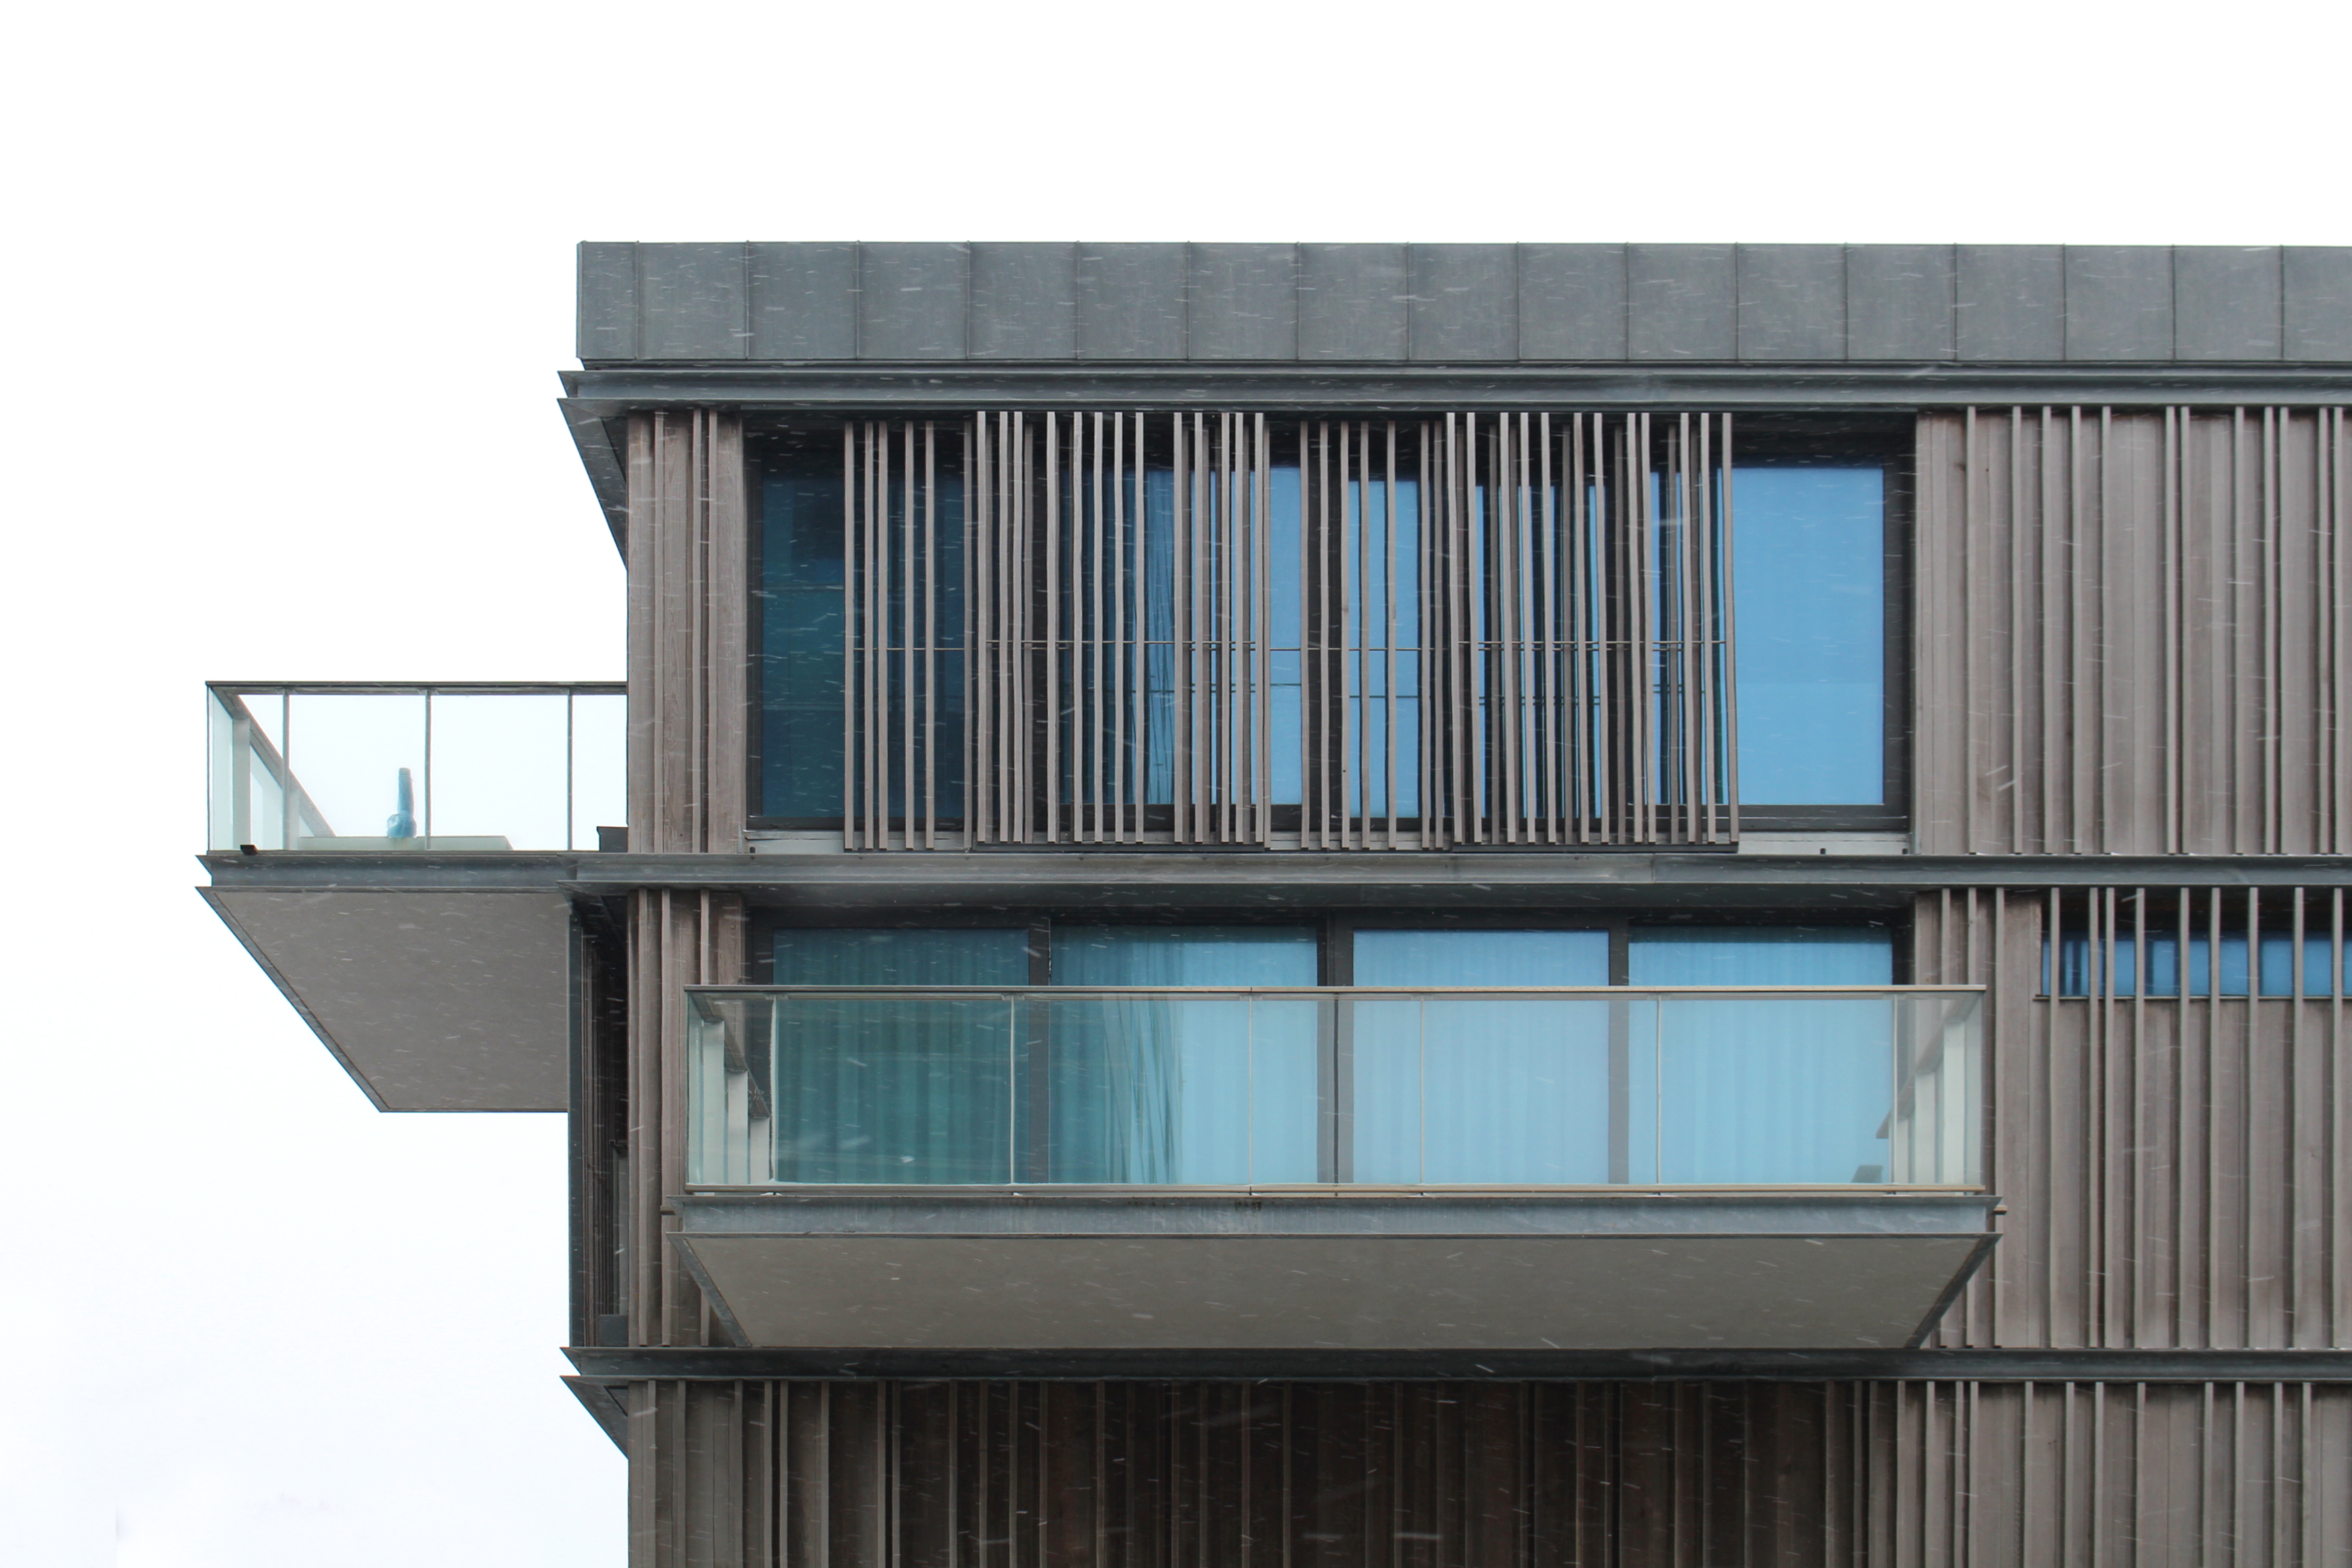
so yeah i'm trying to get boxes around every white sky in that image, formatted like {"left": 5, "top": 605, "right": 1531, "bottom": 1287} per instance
{"left": 1, "top": 0, "right": 2344, "bottom": 1562}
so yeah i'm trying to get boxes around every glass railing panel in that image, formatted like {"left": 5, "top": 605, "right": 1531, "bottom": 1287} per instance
{"left": 1887, "top": 991, "right": 1984, "bottom": 1186}
{"left": 205, "top": 683, "right": 625, "bottom": 852}
{"left": 689, "top": 994, "right": 1018, "bottom": 1185}
{"left": 430, "top": 693, "right": 570, "bottom": 850}
{"left": 1654, "top": 995, "right": 1895, "bottom": 1184}
{"left": 1357, "top": 998, "right": 1624, "bottom": 1184}
{"left": 1348, "top": 997, "right": 1422, "bottom": 1183}
{"left": 1248, "top": 997, "right": 1323, "bottom": 1183}
{"left": 683, "top": 986, "right": 1986, "bottom": 1190}
{"left": 284, "top": 691, "right": 429, "bottom": 846}
{"left": 1026, "top": 995, "right": 1320, "bottom": 1183}
{"left": 570, "top": 691, "right": 627, "bottom": 851}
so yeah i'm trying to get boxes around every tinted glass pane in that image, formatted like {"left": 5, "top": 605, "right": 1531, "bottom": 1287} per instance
{"left": 1042, "top": 996, "right": 1317, "bottom": 1183}
{"left": 759, "top": 461, "right": 846, "bottom": 817}
{"left": 1051, "top": 926, "right": 1318, "bottom": 985}
{"left": 1352, "top": 929, "right": 1607, "bottom": 986}
{"left": 772, "top": 928, "right": 1030, "bottom": 985}
{"left": 1629, "top": 927, "right": 1893, "bottom": 985}
{"left": 2045, "top": 930, "right": 2345, "bottom": 996}
{"left": 1652, "top": 996, "right": 1894, "bottom": 1183}
{"left": 766, "top": 995, "right": 1013, "bottom": 1181}
{"left": 1353, "top": 997, "right": 1616, "bottom": 1183}
{"left": 1731, "top": 466, "right": 1884, "bottom": 804}
{"left": 428, "top": 693, "right": 567, "bottom": 849}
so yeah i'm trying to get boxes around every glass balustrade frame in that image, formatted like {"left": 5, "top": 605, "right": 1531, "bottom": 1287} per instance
{"left": 206, "top": 681, "right": 627, "bottom": 854}
{"left": 685, "top": 984, "right": 1985, "bottom": 1193}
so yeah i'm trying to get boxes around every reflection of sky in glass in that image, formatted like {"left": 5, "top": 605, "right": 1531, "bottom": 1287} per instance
{"left": 430, "top": 694, "right": 568, "bottom": 849}
{"left": 2047, "top": 930, "right": 2347, "bottom": 996}
{"left": 1353, "top": 928, "right": 1607, "bottom": 986}
{"left": 1629, "top": 927, "right": 1892, "bottom": 985}
{"left": 284, "top": 693, "right": 424, "bottom": 840}
{"left": 1648, "top": 997, "right": 1893, "bottom": 1183}
{"left": 1731, "top": 466, "right": 1884, "bottom": 804}
{"left": 570, "top": 693, "right": 627, "bottom": 850}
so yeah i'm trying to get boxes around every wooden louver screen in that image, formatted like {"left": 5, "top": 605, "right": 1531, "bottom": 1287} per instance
{"left": 843, "top": 411, "right": 1738, "bottom": 849}
{"left": 1301, "top": 412, "right": 1737, "bottom": 849}
{"left": 841, "top": 420, "right": 960, "bottom": 849}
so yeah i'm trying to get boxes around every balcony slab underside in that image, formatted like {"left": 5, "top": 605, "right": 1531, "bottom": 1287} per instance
{"left": 199, "top": 885, "right": 571, "bottom": 1111}
{"left": 672, "top": 1192, "right": 1995, "bottom": 1354}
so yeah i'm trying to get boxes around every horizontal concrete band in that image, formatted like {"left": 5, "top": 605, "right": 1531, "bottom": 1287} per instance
{"left": 564, "top": 1345, "right": 2352, "bottom": 1382}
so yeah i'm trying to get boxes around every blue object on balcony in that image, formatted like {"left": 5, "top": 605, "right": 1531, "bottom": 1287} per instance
{"left": 386, "top": 767, "right": 419, "bottom": 839}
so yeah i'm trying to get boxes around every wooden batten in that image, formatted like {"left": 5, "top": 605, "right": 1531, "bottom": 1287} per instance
{"left": 627, "top": 409, "right": 748, "bottom": 855}
{"left": 623, "top": 1377, "right": 2352, "bottom": 1567}
{"left": 1916, "top": 406, "right": 2351, "bottom": 855}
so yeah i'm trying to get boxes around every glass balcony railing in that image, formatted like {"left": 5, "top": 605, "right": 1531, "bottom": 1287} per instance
{"left": 686, "top": 986, "right": 1983, "bottom": 1189}
{"left": 206, "top": 683, "right": 625, "bottom": 852}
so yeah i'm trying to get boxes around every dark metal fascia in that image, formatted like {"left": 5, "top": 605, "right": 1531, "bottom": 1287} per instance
{"left": 557, "top": 852, "right": 2352, "bottom": 898}
{"left": 560, "top": 1345, "right": 2352, "bottom": 1384}
{"left": 559, "top": 363, "right": 2352, "bottom": 413}
{"left": 195, "top": 849, "right": 2352, "bottom": 900}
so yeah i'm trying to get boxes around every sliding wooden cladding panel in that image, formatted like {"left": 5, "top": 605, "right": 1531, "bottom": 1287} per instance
{"left": 1916, "top": 887, "right": 2350, "bottom": 1355}
{"left": 625, "top": 1377, "right": 2352, "bottom": 1567}
{"left": 627, "top": 410, "right": 749, "bottom": 854}
{"left": 847, "top": 412, "right": 1737, "bottom": 849}
{"left": 1916, "top": 407, "right": 2352, "bottom": 855}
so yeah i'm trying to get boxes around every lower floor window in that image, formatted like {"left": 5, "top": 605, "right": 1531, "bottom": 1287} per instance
{"left": 736, "top": 919, "right": 1937, "bottom": 1188}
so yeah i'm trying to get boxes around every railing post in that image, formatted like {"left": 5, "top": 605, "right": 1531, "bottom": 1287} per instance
{"left": 1320, "top": 995, "right": 1354, "bottom": 1184}
{"left": 1607, "top": 995, "right": 1631, "bottom": 1183}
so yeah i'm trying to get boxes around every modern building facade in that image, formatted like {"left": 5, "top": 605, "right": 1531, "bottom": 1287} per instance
{"left": 203, "top": 242, "right": 2352, "bottom": 1563}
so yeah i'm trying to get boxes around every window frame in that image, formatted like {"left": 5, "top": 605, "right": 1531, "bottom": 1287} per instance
{"left": 749, "top": 908, "right": 1910, "bottom": 988}
{"left": 1725, "top": 416, "right": 1912, "bottom": 832}
{"left": 744, "top": 414, "right": 1913, "bottom": 838}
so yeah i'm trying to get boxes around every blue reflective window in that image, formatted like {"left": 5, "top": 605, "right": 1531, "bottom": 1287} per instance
{"left": 759, "top": 448, "right": 966, "bottom": 821}
{"left": 771, "top": 928, "right": 1029, "bottom": 985}
{"left": 757, "top": 461, "right": 847, "bottom": 819}
{"left": 2044, "top": 931, "right": 2344, "bottom": 996}
{"left": 1629, "top": 926, "right": 1893, "bottom": 985}
{"left": 1051, "top": 926, "right": 1318, "bottom": 986}
{"left": 1731, "top": 466, "right": 1885, "bottom": 804}
{"left": 1352, "top": 929, "right": 1608, "bottom": 986}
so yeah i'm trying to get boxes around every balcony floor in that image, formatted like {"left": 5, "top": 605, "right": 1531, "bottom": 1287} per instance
{"left": 672, "top": 1191, "right": 1994, "bottom": 1353}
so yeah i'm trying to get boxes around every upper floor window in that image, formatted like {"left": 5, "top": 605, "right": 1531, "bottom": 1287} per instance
{"left": 1731, "top": 465, "right": 1889, "bottom": 808}
{"left": 754, "top": 413, "right": 1897, "bottom": 847}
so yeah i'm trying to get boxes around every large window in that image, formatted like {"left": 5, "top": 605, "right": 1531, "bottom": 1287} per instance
{"left": 755, "top": 412, "right": 1899, "bottom": 844}
{"left": 740, "top": 919, "right": 1915, "bottom": 1187}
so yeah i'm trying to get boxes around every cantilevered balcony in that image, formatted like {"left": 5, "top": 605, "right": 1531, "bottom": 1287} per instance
{"left": 207, "top": 682, "right": 624, "bottom": 853}
{"left": 674, "top": 986, "right": 1992, "bottom": 1354}
{"left": 199, "top": 682, "right": 623, "bottom": 1111}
